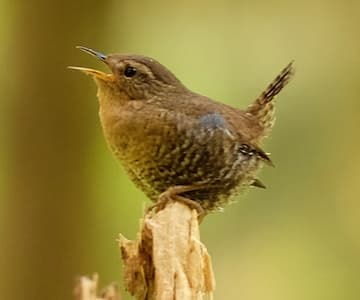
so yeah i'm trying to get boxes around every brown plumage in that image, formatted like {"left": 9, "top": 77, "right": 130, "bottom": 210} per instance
{"left": 246, "top": 61, "right": 294, "bottom": 138}
{"left": 70, "top": 46, "right": 294, "bottom": 212}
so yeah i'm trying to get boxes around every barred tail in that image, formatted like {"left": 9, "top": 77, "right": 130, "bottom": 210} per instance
{"left": 246, "top": 61, "right": 294, "bottom": 136}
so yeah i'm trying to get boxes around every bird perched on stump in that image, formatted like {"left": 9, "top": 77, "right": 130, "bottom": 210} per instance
{"left": 70, "top": 46, "right": 294, "bottom": 214}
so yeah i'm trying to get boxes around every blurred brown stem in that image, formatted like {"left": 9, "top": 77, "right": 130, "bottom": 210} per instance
{"left": 119, "top": 201, "right": 215, "bottom": 300}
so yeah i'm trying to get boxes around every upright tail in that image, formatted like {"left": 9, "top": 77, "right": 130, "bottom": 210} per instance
{"left": 246, "top": 61, "right": 295, "bottom": 137}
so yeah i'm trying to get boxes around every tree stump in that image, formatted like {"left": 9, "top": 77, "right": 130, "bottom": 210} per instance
{"left": 120, "top": 201, "right": 215, "bottom": 300}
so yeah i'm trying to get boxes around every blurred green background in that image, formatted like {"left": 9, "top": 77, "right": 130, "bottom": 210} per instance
{"left": 1, "top": 0, "right": 360, "bottom": 299}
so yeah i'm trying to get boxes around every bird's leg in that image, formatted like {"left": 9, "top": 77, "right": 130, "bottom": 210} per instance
{"left": 157, "top": 185, "right": 206, "bottom": 214}
{"left": 148, "top": 184, "right": 211, "bottom": 222}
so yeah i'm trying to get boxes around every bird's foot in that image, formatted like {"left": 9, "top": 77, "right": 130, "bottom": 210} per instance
{"left": 147, "top": 185, "right": 208, "bottom": 222}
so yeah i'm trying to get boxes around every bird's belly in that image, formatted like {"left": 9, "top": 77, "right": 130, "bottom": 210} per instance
{"left": 101, "top": 107, "right": 262, "bottom": 211}
{"left": 116, "top": 130, "right": 261, "bottom": 211}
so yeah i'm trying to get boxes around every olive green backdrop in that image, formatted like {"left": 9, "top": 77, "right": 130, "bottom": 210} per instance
{"left": 1, "top": 0, "right": 360, "bottom": 299}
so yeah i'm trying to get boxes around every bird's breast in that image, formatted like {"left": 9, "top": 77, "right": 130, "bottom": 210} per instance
{"left": 98, "top": 102, "right": 263, "bottom": 208}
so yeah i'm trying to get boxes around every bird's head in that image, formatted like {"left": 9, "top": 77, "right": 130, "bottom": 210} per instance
{"left": 69, "top": 46, "right": 186, "bottom": 102}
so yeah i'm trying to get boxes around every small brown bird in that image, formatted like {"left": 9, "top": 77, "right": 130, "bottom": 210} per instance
{"left": 70, "top": 46, "right": 294, "bottom": 213}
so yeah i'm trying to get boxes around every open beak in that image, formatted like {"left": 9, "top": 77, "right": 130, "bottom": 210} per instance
{"left": 76, "top": 46, "right": 107, "bottom": 61}
{"left": 68, "top": 46, "right": 114, "bottom": 81}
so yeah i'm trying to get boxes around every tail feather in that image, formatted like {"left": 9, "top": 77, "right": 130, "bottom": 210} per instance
{"left": 246, "top": 61, "right": 295, "bottom": 136}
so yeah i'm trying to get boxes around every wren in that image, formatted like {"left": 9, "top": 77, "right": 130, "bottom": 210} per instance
{"left": 70, "top": 46, "right": 294, "bottom": 213}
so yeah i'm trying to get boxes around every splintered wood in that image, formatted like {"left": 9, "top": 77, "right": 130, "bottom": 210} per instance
{"left": 74, "top": 274, "right": 122, "bottom": 300}
{"left": 119, "top": 201, "right": 215, "bottom": 300}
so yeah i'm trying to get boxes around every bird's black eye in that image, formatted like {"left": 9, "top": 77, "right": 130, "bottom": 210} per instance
{"left": 124, "top": 66, "right": 137, "bottom": 78}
